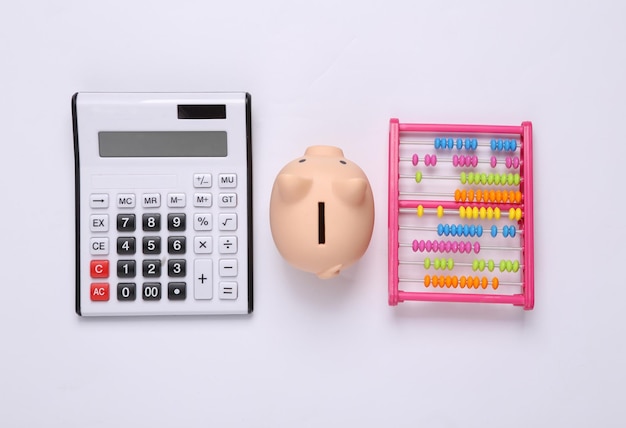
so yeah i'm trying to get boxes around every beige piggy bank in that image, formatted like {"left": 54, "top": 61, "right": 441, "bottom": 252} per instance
{"left": 270, "top": 146, "right": 375, "bottom": 279}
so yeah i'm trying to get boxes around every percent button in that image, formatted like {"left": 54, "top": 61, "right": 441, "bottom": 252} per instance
{"left": 194, "top": 213, "right": 213, "bottom": 231}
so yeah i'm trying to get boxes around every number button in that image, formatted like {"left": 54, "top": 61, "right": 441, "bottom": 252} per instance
{"left": 117, "top": 260, "right": 136, "bottom": 278}
{"left": 142, "top": 283, "right": 161, "bottom": 301}
{"left": 117, "top": 283, "right": 136, "bottom": 301}
{"left": 142, "top": 214, "right": 161, "bottom": 232}
{"left": 143, "top": 237, "right": 161, "bottom": 254}
{"left": 117, "top": 214, "right": 136, "bottom": 232}
{"left": 142, "top": 260, "right": 161, "bottom": 277}
{"left": 168, "top": 259, "right": 186, "bottom": 277}
{"left": 117, "top": 237, "right": 136, "bottom": 255}
{"left": 168, "top": 213, "right": 186, "bottom": 231}
{"left": 168, "top": 237, "right": 186, "bottom": 254}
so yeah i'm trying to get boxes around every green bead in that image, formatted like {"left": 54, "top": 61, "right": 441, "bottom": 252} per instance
{"left": 514, "top": 174, "right": 520, "bottom": 185}
{"left": 460, "top": 172, "right": 467, "bottom": 184}
{"left": 480, "top": 173, "right": 487, "bottom": 185}
{"left": 479, "top": 259, "right": 486, "bottom": 272}
{"left": 507, "top": 173, "right": 514, "bottom": 185}
{"left": 447, "top": 258, "right": 454, "bottom": 270}
{"left": 434, "top": 258, "right": 441, "bottom": 270}
{"left": 424, "top": 257, "right": 431, "bottom": 269}
{"left": 415, "top": 171, "right": 422, "bottom": 183}
{"left": 506, "top": 260, "right": 513, "bottom": 272}
{"left": 488, "top": 260, "right": 495, "bottom": 272}
{"left": 468, "top": 172, "right": 475, "bottom": 184}
{"left": 499, "top": 260, "right": 506, "bottom": 272}
{"left": 513, "top": 260, "right": 520, "bottom": 272}
{"left": 472, "top": 259, "right": 479, "bottom": 271}
{"left": 494, "top": 174, "right": 501, "bottom": 185}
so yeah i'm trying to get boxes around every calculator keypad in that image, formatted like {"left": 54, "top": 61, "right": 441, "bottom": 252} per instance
{"left": 87, "top": 173, "right": 242, "bottom": 309}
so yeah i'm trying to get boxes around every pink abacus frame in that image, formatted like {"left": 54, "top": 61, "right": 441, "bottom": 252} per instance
{"left": 388, "top": 120, "right": 534, "bottom": 309}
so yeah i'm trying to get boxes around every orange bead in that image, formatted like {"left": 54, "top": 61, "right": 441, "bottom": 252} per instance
{"left": 492, "top": 277, "right": 499, "bottom": 290}
{"left": 489, "top": 190, "right": 496, "bottom": 202}
{"left": 508, "top": 190, "right": 515, "bottom": 203}
{"left": 515, "top": 191, "right": 522, "bottom": 203}
{"left": 481, "top": 277, "right": 488, "bottom": 289}
{"left": 452, "top": 276, "right": 459, "bottom": 288}
{"left": 495, "top": 190, "right": 502, "bottom": 203}
{"left": 468, "top": 189, "right": 475, "bottom": 203}
{"left": 476, "top": 189, "right": 483, "bottom": 202}
{"left": 461, "top": 190, "right": 467, "bottom": 202}
{"left": 445, "top": 276, "right": 452, "bottom": 288}
{"left": 454, "top": 189, "right": 461, "bottom": 202}
{"left": 424, "top": 275, "right": 431, "bottom": 287}
{"left": 474, "top": 276, "right": 480, "bottom": 289}
{"left": 460, "top": 276, "right": 467, "bottom": 288}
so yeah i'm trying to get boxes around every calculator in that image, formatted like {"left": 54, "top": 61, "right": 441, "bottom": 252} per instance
{"left": 72, "top": 92, "right": 252, "bottom": 316}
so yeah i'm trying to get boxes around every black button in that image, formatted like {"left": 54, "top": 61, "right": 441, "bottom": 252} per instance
{"left": 168, "top": 282, "right": 186, "bottom": 300}
{"left": 117, "top": 214, "right": 136, "bottom": 232}
{"left": 117, "top": 237, "right": 136, "bottom": 255}
{"left": 168, "top": 259, "right": 186, "bottom": 277}
{"left": 142, "top": 283, "right": 161, "bottom": 301}
{"left": 142, "top": 214, "right": 161, "bottom": 231}
{"left": 168, "top": 236, "right": 186, "bottom": 254}
{"left": 117, "top": 260, "right": 136, "bottom": 278}
{"left": 117, "top": 283, "right": 136, "bottom": 301}
{"left": 142, "top": 237, "right": 161, "bottom": 254}
{"left": 142, "top": 260, "right": 161, "bottom": 277}
{"left": 168, "top": 213, "right": 186, "bottom": 231}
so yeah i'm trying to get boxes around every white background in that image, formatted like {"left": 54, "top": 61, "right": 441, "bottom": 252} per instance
{"left": 1, "top": 1, "right": 625, "bottom": 427}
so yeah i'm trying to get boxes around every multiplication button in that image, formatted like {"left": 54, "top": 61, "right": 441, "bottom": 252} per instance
{"left": 194, "top": 237, "right": 213, "bottom": 254}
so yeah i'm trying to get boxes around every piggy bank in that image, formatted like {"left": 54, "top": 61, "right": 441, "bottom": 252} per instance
{"left": 269, "top": 146, "right": 374, "bottom": 279}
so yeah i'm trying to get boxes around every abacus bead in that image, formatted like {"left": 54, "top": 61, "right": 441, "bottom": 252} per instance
{"left": 438, "top": 224, "right": 444, "bottom": 235}
{"left": 479, "top": 259, "right": 486, "bottom": 271}
{"left": 453, "top": 155, "right": 459, "bottom": 167}
{"left": 487, "top": 207, "right": 494, "bottom": 220}
{"left": 424, "top": 258, "right": 431, "bottom": 269}
{"left": 509, "top": 208, "right": 515, "bottom": 220}
{"left": 474, "top": 276, "right": 480, "bottom": 289}
{"left": 512, "top": 140, "right": 517, "bottom": 151}
{"left": 465, "top": 138, "right": 471, "bottom": 150}
{"left": 432, "top": 275, "right": 438, "bottom": 287}
{"left": 425, "top": 240, "right": 432, "bottom": 252}
{"left": 494, "top": 174, "right": 501, "bottom": 185}
{"left": 472, "top": 156, "right": 478, "bottom": 167}
{"left": 459, "top": 155, "right": 466, "bottom": 167}
{"left": 450, "top": 224, "right": 457, "bottom": 236}
{"left": 472, "top": 259, "right": 479, "bottom": 271}
{"left": 492, "top": 277, "right": 499, "bottom": 290}
{"left": 454, "top": 189, "right": 461, "bottom": 202}
{"left": 491, "top": 139, "right": 497, "bottom": 150}
{"left": 467, "top": 242, "right": 474, "bottom": 253}
{"left": 497, "top": 139, "right": 503, "bottom": 151}
{"left": 468, "top": 190, "right": 475, "bottom": 203}
{"left": 412, "top": 240, "right": 419, "bottom": 252}
{"left": 469, "top": 225, "right": 476, "bottom": 237}
{"left": 491, "top": 156, "right": 498, "bottom": 168}
{"left": 507, "top": 173, "right": 514, "bottom": 185}
{"left": 508, "top": 190, "right": 516, "bottom": 203}
{"left": 510, "top": 226, "right": 516, "bottom": 238}
{"left": 514, "top": 174, "right": 520, "bottom": 185}
{"left": 488, "top": 260, "right": 495, "bottom": 272}
{"left": 424, "top": 154, "right": 431, "bottom": 166}
{"left": 505, "top": 157, "right": 512, "bottom": 168}
{"left": 444, "top": 241, "right": 452, "bottom": 253}
{"left": 468, "top": 172, "right": 474, "bottom": 184}
{"left": 479, "top": 207, "right": 486, "bottom": 219}
{"left": 476, "top": 190, "right": 483, "bottom": 203}
{"left": 445, "top": 276, "right": 452, "bottom": 288}
{"left": 437, "top": 206, "right": 444, "bottom": 218}
{"left": 513, "top": 260, "right": 520, "bottom": 272}
{"left": 481, "top": 173, "right": 487, "bottom": 184}
{"left": 481, "top": 277, "right": 488, "bottom": 289}
{"left": 494, "top": 207, "right": 501, "bottom": 219}
{"left": 474, "top": 242, "right": 480, "bottom": 254}
{"left": 459, "top": 242, "right": 465, "bottom": 254}
{"left": 513, "top": 157, "right": 520, "bottom": 168}
{"left": 499, "top": 260, "right": 506, "bottom": 272}
{"left": 412, "top": 154, "right": 419, "bottom": 166}
{"left": 495, "top": 190, "right": 503, "bottom": 203}
{"left": 431, "top": 154, "right": 437, "bottom": 166}
{"left": 434, "top": 258, "right": 441, "bottom": 270}
{"left": 487, "top": 173, "right": 494, "bottom": 185}
{"left": 447, "top": 258, "right": 454, "bottom": 270}
{"left": 477, "top": 225, "right": 483, "bottom": 237}
{"left": 463, "top": 225, "right": 470, "bottom": 237}
{"left": 489, "top": 190, "right": 496, "bottom": 202}
{"left": 502, "top": 226, "right": 509, "bottom": 238}
{"left": 460, "top": 172, "right": 467, "bottom": 184}
{"left": 424, "top": 275, "right": 431, "bottom": 287}
{"left": 448, "top": 138, "right": 454, "bottom": 149}
{"left": 460, "top": 276, "right": 467, "bottom": 288}
{"left": 451, "top": 241, "right": 459, "bottom": 253}
{"left": 472, "top": 207, "right": 479, "bottom": 219}
{"left": 419, "top": 240, "right": 426, "bottom": 252}
{"left": 432, "top": 240, "right": 439, "bottom": 252}
{"left": 456, "top": 138, "right": 463, "bottom": 150}
{"left": 506, "top": 260, "right": 513, "bottom": 272}
{"left": 473, "top": 139, "right": 478, "bottom": 150}
{"left": 461, "top": 190, "right": 467, "bottom": 202}
{"left": 452, "top": 276, "right": 458, "bottom": 288}
{"left": 459, "top": 206, "right": 466, "bottom": 219}
{"left": 516, "top": 208, "right": 522, "bottom": 221}
{"left": 417, "top": 205, "right": 424, "bottom": 217}
{"left": 415, "top": 171, "right": 423, "bottom": 183}
{"left": 434, "top": 138, "right": 440, "bottom": 149}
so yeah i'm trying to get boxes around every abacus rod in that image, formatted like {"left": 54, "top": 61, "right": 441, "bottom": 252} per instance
{"left": 398, "top": 200, "right": 522, "bottom": 210}
{"left": 399, "top": 243, "right": 523, "bottom": 251}
{"left": 398, "top": 260, "right": 525, "bottom": 268}
{"left": 396, "top": 290, "right": 526, "bottom": 305}
{"left": 398, "top": 278, "right": 523, "bottom": 286}
{"left": 399, "top": 225, "right": 523, "bottom": 234}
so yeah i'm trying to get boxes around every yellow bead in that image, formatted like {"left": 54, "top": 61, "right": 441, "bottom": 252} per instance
{"left": 437, "top": 205, "right": 444, "bottom": 218}
{"left": 417, "top": 205, "right": 424, "bottom": 217}
{"left": 472, "top": 206, "right": 479, "bottom": 219}
{"left": 487, "top": 207, "right": 494, "bottom": 220}
{"left": 459, "top": 206, "right": 466, "bottom": 219}
{"left": 480, "top": 207, "right": 486, "bottom": 219}
{"left": 516, "top": 208, "right": 522, "bottom": 221}
{"left": 509, "top": 208, "right": 515, "bottom": 220}
{"left": 494, "top": 207, "right": 501, "bottom": 219}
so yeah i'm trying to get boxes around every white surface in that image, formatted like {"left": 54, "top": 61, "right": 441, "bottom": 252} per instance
{"left": 1, "top": 0, "right": 625, "bottom": 426}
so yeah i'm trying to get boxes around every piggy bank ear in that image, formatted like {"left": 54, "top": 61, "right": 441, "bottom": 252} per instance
{"left": 332, "top": 178, "right": 368, "bottom": 205}
{"left": 276, "top": 173, "right": 313, "bottom": 203}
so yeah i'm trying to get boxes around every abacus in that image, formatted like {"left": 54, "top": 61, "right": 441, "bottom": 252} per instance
{"left": 388, "top": 119, "right": 534, "bottom": 309}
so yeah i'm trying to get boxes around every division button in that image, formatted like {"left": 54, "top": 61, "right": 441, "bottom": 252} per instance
{"left": 90, "top": 194, "right": 109, "bottom": 209}
{"left": 90, "top": 214, "right": 109, "bottom": 232}
{"left": 219, "top": 281, "right": 238, "bottom": 299}
{"left": 194, "top": 259, "right": 213, "bottom": 300}
{"left": 218, "top": 236, "right": 237, "bottom": 254}
{"left": 168, "top": 282, "right": 187, "bottom": 301}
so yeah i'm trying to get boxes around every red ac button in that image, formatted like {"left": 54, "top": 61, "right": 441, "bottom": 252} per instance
{"left": 90, "top": 283, "right": 110, "bottom": 301}
{"left": 90, "top": 260, "right": 109, "bottom": 278}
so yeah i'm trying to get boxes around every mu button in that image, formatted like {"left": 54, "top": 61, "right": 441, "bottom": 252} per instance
{"left": 90, "top": 283, "right": 110, "bottom": 301}
{"left": 90, "top": 260, "right": 109, "bottom": 278}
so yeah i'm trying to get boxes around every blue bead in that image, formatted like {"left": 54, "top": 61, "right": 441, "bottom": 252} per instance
{"left": 476, "top": 225, "right": 483, "bottom": 237}
{"left": 491, "top": 139, "right": 497, "bottom": 150}
{"left": 512, "top": 140, "right": 517, "bottom": 151}
{"left": 450, "top": 224, "right": 457, "bottom": 236}
{"left": 469, "top": 225, "right": 476, "bottom": 237}
{"left": 497, "top": 139, "right": 503, "bottom": 151}
{"left": 503, "top": 226, "right": 509, "bottom": 238}
{"left": 456, "top": 138, "right": 463, "bottom": 150}
{"left": 434, "top": 138, "right": 440, "bottom": 149}
{"left": 463, "top": 225, "right": 469, "bottom": 237}
{"left": 510, "top": 226, "right": 516, "bottom": 238}
{"left": 472, "top": 138, "right": 478, "bottom": 150}
{"left": 437, "top": 224, "right": 444, "bottom": 236}
{"left": 447, "top": 138, "right": 454, "bottom": 149}
{"left": 491, "top": 225, "right": 498, "bottom": 237}
{"left": 504, "top": 140, "right": 510, "bottom": 151}
{"left": 444, "top": 224, "right": 450, "bottom": 236}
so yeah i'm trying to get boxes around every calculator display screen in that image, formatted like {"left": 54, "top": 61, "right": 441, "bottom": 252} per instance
{"left": 98, "top": 131, "right": 227, "bottom": 157}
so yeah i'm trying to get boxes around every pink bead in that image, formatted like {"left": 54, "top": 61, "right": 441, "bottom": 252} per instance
{"left": 412, "top": 240, "right": 418, "bottom": 252}
{"left": 425, "top": 240, "right": 432, "bottom": 252}
{"left": 465, "top": 242, "right": 472, "bottom": 253}
{"left": 453, "top": 154, "right": 459, "bottom": 167}
{"left": 451, "top": 242, "right": 459, "bottom": 253}
{"left": 458, "top": 242, "right": 465, "bottom": 253}
{"left": 412, "top": 154, "right": 419, "bottom": 166}
{"left": 491, "top": 156, "right": 497, "bottom": 168}
{"left": 471, "top": 156, "right": 478, "bottom": 167}
{"left": 513, "top": 157, "right": 520, "bottom": 168}
{"left": 505, "top": 157, "right": 512, "bottom": 168}
{"left": 444, "top": 241, "right": 451, "bottom": 252}
{"left": 474, "top": 242, "right": 480, "bottom": 254}
{"left": 432, "top": 240, "right": 439, "bottom": 252}
{"left": 459, "top": 156, "right": 466, "bottom": 167}
{"left": 424, "top": 154, "right": 431, "bottom": 166}
{"left": 419, "top": 240, "right": 425, "bottom": 252}
{"left": 431, "top": 154, "right": 437, "bottom": 166}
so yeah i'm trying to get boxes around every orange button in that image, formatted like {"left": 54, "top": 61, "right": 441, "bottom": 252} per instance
{"left": 90, "top": 260, "right": 109, "bottom": 278}
{"left": 90, "top": 283, "right": 109, "bottom": 301}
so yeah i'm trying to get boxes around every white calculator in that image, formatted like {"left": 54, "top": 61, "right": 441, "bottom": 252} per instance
{"left": 72, "top": 92, "right": 252, "bottom": 316}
